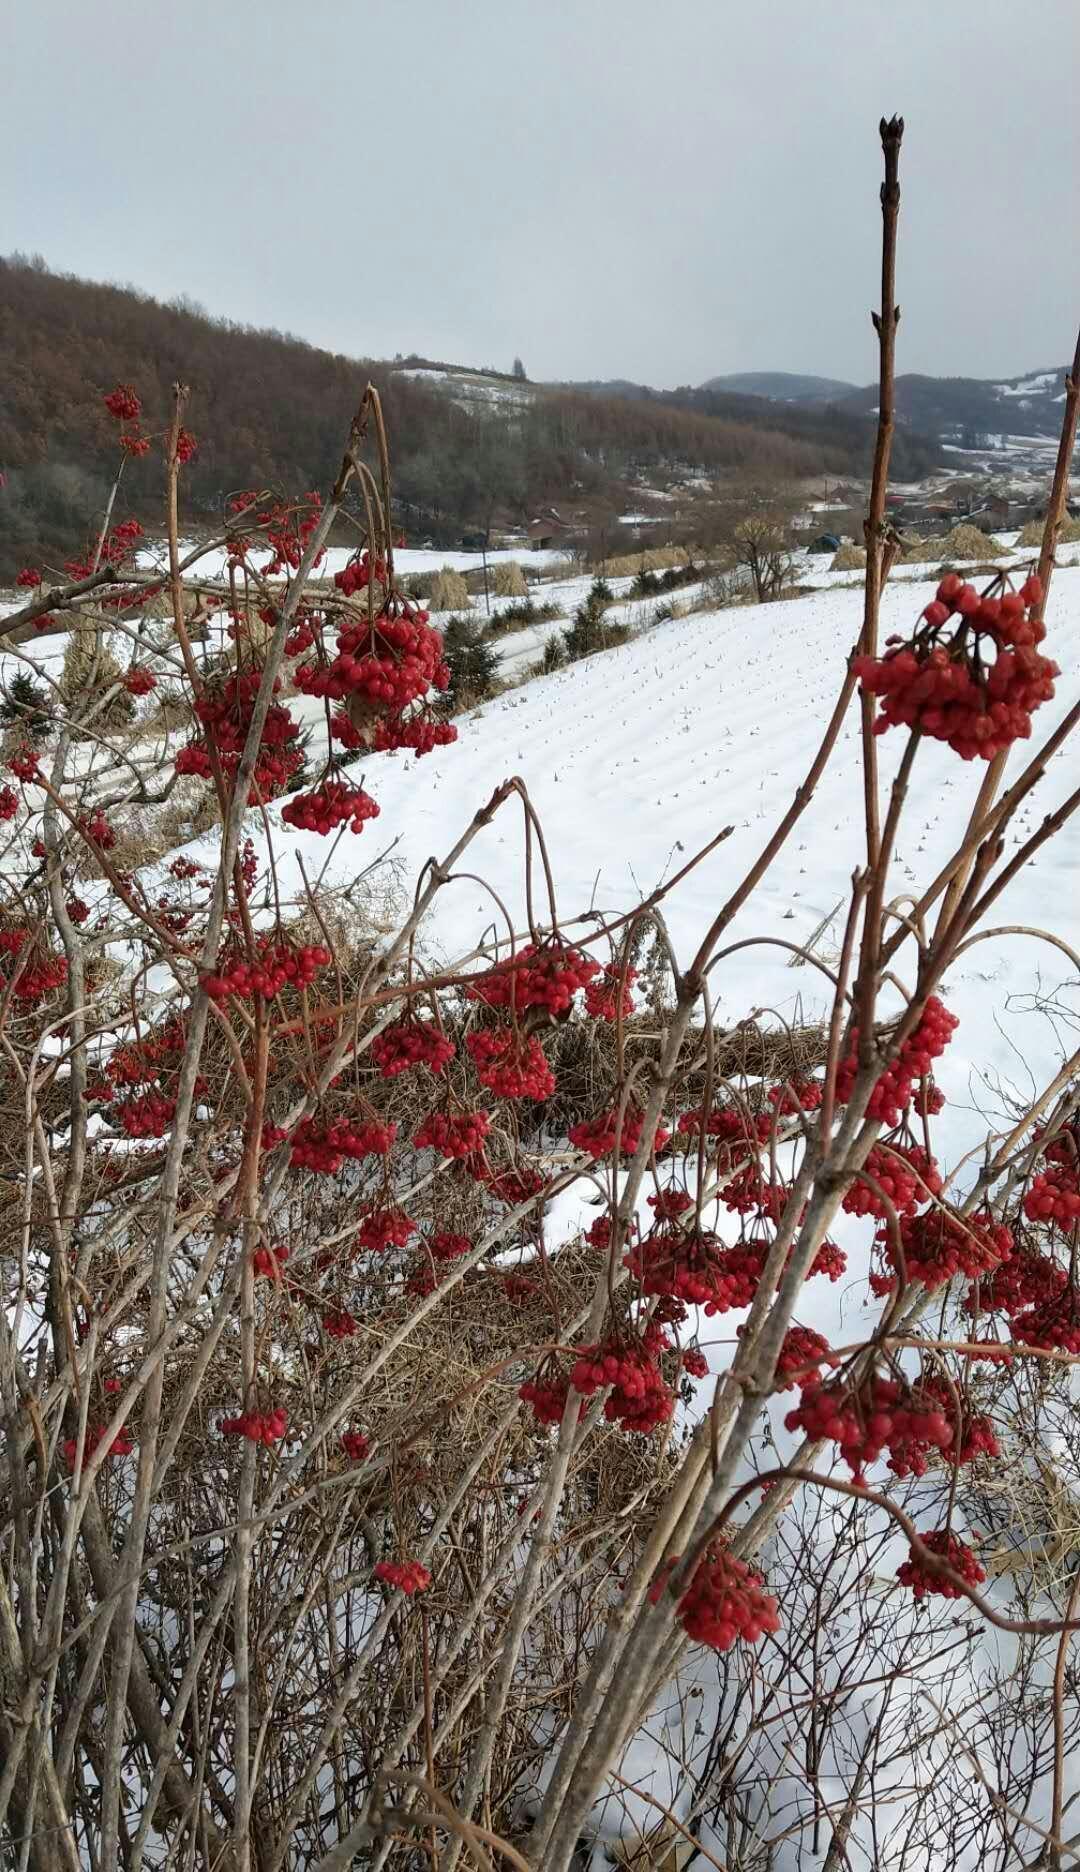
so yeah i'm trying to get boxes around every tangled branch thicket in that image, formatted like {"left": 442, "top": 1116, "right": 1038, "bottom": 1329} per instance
{"left": 3, "top": 119, "right": 1080, "bottom": 1872}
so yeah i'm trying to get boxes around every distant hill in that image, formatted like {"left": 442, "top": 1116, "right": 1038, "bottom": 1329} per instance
{"left": 832, "top": 368, "right": 1071, "bottom": 445}
{"left": 703, "top": 371, "right": 858, "bottom": 403}
{"left": 700, "top": 362, "right": 1073, "bottom": 448}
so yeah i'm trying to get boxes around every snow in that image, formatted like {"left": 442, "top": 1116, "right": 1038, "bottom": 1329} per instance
{"left": 134, "top": 542, "right": 570, "bottom": 581}
{"left": 994, "top": 371, "right": 1060, "bottom": 397}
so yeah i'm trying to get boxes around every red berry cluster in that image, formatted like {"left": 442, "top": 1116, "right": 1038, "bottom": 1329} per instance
{"left": 427, "top": 1231, "right": 472, "bottom": 1262}
{"left": 179, "top": 670, "right": 304, "bottom": 803}
{"left": 767, "top": 1079, "right": 824, "bottom": 1116}
{"left": 296, "top": 604, "right": 447, "bottom": 715}
{"left": 77, "top": 812, "right": 117, "bottom": 851}
{"left": 584, "top": 963, "right": 636, "bottom": 1020}
{"left": 836, "top": 997, "right": 958, "bottom": 1127}
{"left": 281, "top": 779, "right": 380, "bottom": 836}
{"left": 568, "top": 1106, "right": 670, "bottom": 1161}
{"left": 468, "top": 940, "right": 600, "bottom": 1015}
{"left": 854, "top": 572, "right": 1057, "bottom": 759}
{"left": 1024, "top": 1168, "right": 1080, "bottom": 1228}
{"left": 769, "top": 1325, "right": 838, "bottom": 1391}
{"left": 202, "top": 940, "right": 331, "bottom": 1001}
{"left": 569, "top": 1337, "right": 674, "bottom": 1433}
{"left": 414, "top": 1108, "right": 490, "bottom": 1159}
{"left": 342, "top": 1430, "right": 370, "bottom": 1461}
{"left": 175, "top": 429, "right": 198, "bottom": 463}
{"left": 65, "top": 896, "right": 90, "bottom": 924}
{"left": 0, "top": 786, "right": 18, "bottom": 821}
{"left": 64, "top": 1423, "right": 134, "bottom": 1468}
{"left": 519, "top": 1370, "right": 570, "bottom": 1425}
{"left": 917, "top": 1378, "right": 1000, "bottom": 1466}
{"left": 650, "top": 1544, "right": 780, "bottom": 1652}
{"left": 104, "top": 384, "right": 141, "bottom": 422}
{"left": 333, "top": 549, "right": 386, "bottom": 596}
{"left": 374, "top": 1558, "right": 431, "bottom": 1594}
{"left": 965, "top": 1247, "right": 1066, "bottom": 1318}
{"left": 253, "top": 1243, "right": 289, "bottom": 1279}
{"left": 10, "top": 953, "right": 68, "bottom": 1004}
{"left": 806, "top": 1239, "right": 847, "bottom": 1282}
{"left": 372, "top": 711, "right": 457, "bottom": 756}
{"left": 221, "top": 1407, "right": 288, "bottom": 1446}
{"left": 116, "top": 1092, "right": 176, "bottom": 1139}
{"left": 886, "top": 1209, "right": 1012, "bottom": 1292}
{"left": 675, "top": 1106, "right": 773, "bottom": 1161}
{"left": 1011, "top": 1286, "right": 1080, "bottom": 1354}
{"left": 7, "top": 748, "right": 40, "bottom": 782}
{"left": 123, "top": 667, "right": 157, "bottom": 695}
{"left": 16, "top": 566, "right": 43, "bottom": 588}
{"left": 842, "top": 1142, "right": 942, "bottom": 1219}
{"left": 785, "top": 1377, "right": 956, "bottom": 1482}
{"left": 466, "top": 1028, "right": 556, "bottom": 1100}
{"left": 477, "top": 1163, "right": 546, "bottom": 1208}
{"left": 289, "top": 1115, "right": 395, "bottom": 1173}
{"left": 681, "top": 1347, "right": 709, "bottom": 1379}
{"left": 624, "top": 1228, "right": 758, "bottom": 1314}
{"left": 357, "top": 1207, "right": 416, "bottom": 1253}
{"left": 370, "top": 1019, "right": 455, "bottom": 1078}
{"left": 323, "top": 1309, "right": 358, "bottom": 1339}
{"left": 897, "top": 1529, "right": 986, "bottom": 1600}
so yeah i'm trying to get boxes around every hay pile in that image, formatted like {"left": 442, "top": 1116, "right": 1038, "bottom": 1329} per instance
{"left": 600, "top": 546, "right": 693, "bottom": 578}
{"left": 492, "top": 559, "right": 528, "bottom": 598}
{"left": 935, "top": 523, "right": 1005, "bottom": 561}
{"left": 428, "top": 566, "right": 471, "bottom": 611}
{"left": 59, "top": 631, "right": 135, "bottom": 731}
{"left": 1018, "top": 515, "right": 1080, "bottom": 547}
{"left": 830, "top": 543, "right": 866, "bottom": 571}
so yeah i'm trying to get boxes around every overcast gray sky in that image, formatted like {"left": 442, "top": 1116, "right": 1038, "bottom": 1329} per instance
{"left": 4, "top": 0, "right": 1077, "bottom": 389}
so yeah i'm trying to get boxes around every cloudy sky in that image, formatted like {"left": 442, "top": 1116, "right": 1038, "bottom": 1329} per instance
{"left": 4, "top": 0, "right": 1077, "bottom": 389}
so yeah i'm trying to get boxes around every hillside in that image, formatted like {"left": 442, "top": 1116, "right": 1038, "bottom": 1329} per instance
{"left": 0, "top": 259, "right": 942, "bottom": 582}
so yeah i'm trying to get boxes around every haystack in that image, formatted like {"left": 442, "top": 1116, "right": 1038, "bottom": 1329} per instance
{"left": 601, "top": 546, "right": 693, "bottom": 578}
{"left": 935, "top": 522, "right": 1005, "bottom": 561}
{"left": 428, "top": 566, "right": 471, "bottom": 611}
{"left": 59, "top": 631, "right": 135, "bottom": 729}
{"left": 830, "top": 543, "right": 866, "bottom": 571}
{"left": 492, "top": 559, "right": 528, "bottom": 598}
{"left": 1018, "top": 515, "right": 1080, "bottom": 548}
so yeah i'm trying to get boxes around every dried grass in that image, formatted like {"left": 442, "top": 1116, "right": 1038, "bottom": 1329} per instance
{"left": 830, "top": 543, "right": 867, "bottom": 571}
{"left": 492, "top": 559, "right": 528, "bottom": 598}
{"left": 429, "top": 567, "right": 471, "bottom": 612}
{"left": 935, "top": 523, "right": 1006, "bottom": 561}
{"left": 600, "top": 547, "right": 694, "bottom": 579}
{"left": 1018, "top": 515, "right": 1080, "bottom": 547}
